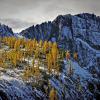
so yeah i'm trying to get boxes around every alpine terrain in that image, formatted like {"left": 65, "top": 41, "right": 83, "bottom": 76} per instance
{"left": 0, "top": 13, "right": 100, "bottom": 100}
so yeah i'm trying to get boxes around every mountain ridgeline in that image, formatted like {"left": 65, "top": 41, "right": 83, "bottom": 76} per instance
{"left": 0, "top": 24, "right": 14, "bottom": 37}
{"left": 20, "top": 13, "right": 100, "bottom": 70}
{"left": 20, "top": 13, "right": 100, "bottom": 49}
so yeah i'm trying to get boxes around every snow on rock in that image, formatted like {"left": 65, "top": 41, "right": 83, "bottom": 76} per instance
{"left": 0, "top": 68, "right": 47, "bottom": 100}
{"left": 0, "top": 74, "right": 48, "bottom": 100}
{"left": 0, "top": 76, "right": 34, "bottom": 100}
{"left": 49, "top": 59, "right": 100, "bottom": 100}
{"left": 76, "top": 38, "right": 100, "bottom": 53}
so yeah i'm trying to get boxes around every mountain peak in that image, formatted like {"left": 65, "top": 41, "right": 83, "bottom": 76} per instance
{"left": 0, "top": 23, "right": 14, "bottom": 37}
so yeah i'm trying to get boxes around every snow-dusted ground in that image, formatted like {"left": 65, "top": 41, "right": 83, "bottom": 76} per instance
{"left": 0, "top": 66, "right": 47, "bottom": 100}
{"left": 0, "top": 41, "right": 100, "bottom": 100}
{"left": 0, "top": 58, "right": 99, "bottom": 100}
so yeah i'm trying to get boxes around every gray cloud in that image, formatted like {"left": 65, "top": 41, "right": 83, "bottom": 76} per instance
{"left": 0, "top": 0, "right": 100, "bottom": 32}
{"left": 0, "top": 18, "right": 35, "bottom": 32}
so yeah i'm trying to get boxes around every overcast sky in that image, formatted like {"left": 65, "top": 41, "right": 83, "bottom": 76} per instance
{"left": 0, "top": 0, "right": 100, "bottom": 32}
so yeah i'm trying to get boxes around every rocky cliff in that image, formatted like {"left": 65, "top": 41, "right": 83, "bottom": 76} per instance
{"left": 20, "top": 13, "right": 100, "bottom": 73}
{"left": 0, "top": 24, "right": 14, "bottom": 37}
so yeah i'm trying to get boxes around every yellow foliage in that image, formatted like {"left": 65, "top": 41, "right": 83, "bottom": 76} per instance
{"left": 0, "top": 58, "right": 4, "bottom": 67}
{"left": 46, "top": 53, "right": 53, "bottom": 73}
{"left": 74, "top": 52, "right": 78, "bottom": 60}
{"left": 49, "top": 88, "right": 58, "bottom": 100}
{"left": 66, "top": 50, "right": 70, "bottom": 60}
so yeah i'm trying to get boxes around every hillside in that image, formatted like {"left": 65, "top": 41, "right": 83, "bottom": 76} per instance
{"left": 20, "top": 13, "right": 100, "bottom": 76}
{"left": 0, "top": 13, "right": 100, "bottom": 100}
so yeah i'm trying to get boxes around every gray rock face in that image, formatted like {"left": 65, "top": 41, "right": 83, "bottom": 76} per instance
{"left": 0, "top": 79, "right": 47, "bottom": 100}
{"left": 72, "top": 14, "right": 100, "bottom": 50}
{"left": 20, "top": 13, "right": 100, "bottom": 70}
{"left": 0, "top": 79, "right": 33, "bottom": 100}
